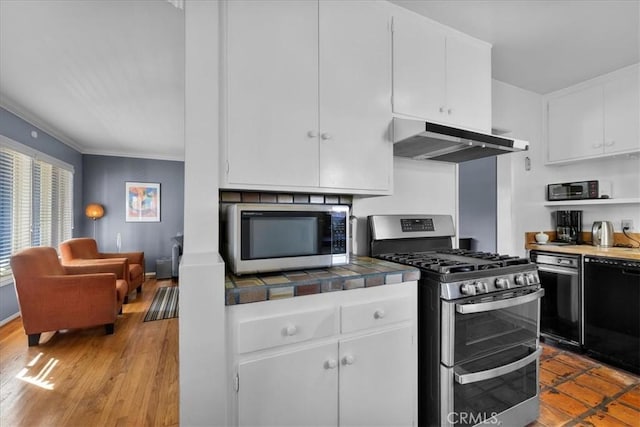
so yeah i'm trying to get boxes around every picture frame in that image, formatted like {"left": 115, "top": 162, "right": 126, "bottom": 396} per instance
{"left": 125, "top": 182, "right": 160, "bottom": 222}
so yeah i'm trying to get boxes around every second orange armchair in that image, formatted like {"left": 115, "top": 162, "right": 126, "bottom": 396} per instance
{"left": 59, "top": 238, "right": 145, "bottom": 302}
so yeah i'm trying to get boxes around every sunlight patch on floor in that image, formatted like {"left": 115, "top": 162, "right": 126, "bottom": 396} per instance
{"left": 16, "top": 352, "right": 58, "bottom": 390}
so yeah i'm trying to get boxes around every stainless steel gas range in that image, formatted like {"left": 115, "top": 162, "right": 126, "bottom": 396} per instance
{"left": 369, "top": 214, "right": 543, "bottom": 427}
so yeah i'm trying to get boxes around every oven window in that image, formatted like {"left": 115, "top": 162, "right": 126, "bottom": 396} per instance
{"left": 452, "top": 344, "right": 538, "bottom": 426}
{"left": 451, "top": 290, "right": 540, "bottom": 365}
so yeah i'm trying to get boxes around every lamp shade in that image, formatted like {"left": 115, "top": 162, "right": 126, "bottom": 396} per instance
{"left": 85, "top": 203, "right": 105, "bottom": 220}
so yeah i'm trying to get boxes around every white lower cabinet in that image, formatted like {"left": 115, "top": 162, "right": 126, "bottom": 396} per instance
{"left": 229, "top": 283, "right": 417, "bottom": 426}
{"left": 238, "top": 342, "right": 338, "bottom": 427}
{"left": 339, "top": 326, "right": 413, "bottom": 427}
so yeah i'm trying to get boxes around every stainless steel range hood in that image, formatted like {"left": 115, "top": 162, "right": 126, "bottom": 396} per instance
{"left": 393, "top": 117, "right": 529, "bottom": 163}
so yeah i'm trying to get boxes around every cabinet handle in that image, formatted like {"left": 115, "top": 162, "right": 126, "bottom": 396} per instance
{"left": 284, "top": 325, "right": 298, "bottom": 336}
{"left": 321, "top": 133, "right": 332, "bottom": 141}
{"left": 605, "top": 140, "right": 615, "bottom": 147}
{"left": 307, "top": 130, "right": 318, "bottom": 138}
{"left": 374, "top": 309, "right": 385, "bottom": 319}
{"left": 592, "top": 142, "right": 603, "bottom": 148}
{"left": 325, "top": 359, "right": 337, "bottom": 369}
{"left": 342, "top": 355, "right": 355, "bottom": 365}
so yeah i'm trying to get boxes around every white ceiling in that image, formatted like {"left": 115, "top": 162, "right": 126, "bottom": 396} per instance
{"left": 0, "top": 0, "right": 185, "bottom": 161}
{"left": 0, "top": 1, "right": 638, "bottom": 161}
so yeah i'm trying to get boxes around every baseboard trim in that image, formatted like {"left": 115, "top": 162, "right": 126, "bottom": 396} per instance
{"left": 0, "top": 312, "right": 20, "bottom": 327}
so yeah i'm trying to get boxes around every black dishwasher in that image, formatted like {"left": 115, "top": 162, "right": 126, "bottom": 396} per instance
{"left": 584, "top": 256, "right": 640, "bottom": 374}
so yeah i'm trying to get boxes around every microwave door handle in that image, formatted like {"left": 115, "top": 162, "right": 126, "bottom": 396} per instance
{"left": 455, "top": 289, "right": 545, "bottom": 314}
{"left": 454, "top": 347, "right": 542, "bottom": 385}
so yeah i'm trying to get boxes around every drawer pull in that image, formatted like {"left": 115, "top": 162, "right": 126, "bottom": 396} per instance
{"left": 374, "top": 309, "right": 385, "bottom": 319}
{"left": 284, "top": 325, "right": 298, "bottom": 336}
{"left": 325, "top": 359, "right": 337, "bottom": 369}
{"left": 342, "top": 355, "right": 355, "bottom": 366}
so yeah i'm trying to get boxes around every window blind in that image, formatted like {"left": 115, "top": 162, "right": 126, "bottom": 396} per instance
{"left": 0, "top": 139, "right": 74, "bottom": 281}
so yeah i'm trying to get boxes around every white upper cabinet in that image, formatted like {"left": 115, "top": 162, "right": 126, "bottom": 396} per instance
{"left": 546, "top": 64, "right": 640, "bottom": 164}
{"left": 225, "top": 0, "right": 319, "bottom": 188}
{"left": 222, "top": 0, "right": 392, "bottom": 195}
{"left": 604, "top": 67, "right": 640, "bottom": 154}
{"left": 318, "top": 1, "right": 392, "bottom": 192}
{"left": 392, "top": 7, "right": 492, "bottom": 132}
{"left": 547, "top": 85, "right": 604, "bottom": 161}
{"left": 445, "top": 32, "right": 492, "bottom": 132}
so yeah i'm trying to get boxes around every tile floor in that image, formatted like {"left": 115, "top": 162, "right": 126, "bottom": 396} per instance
{"left": 530, "top": 344, "right": 640, "bottom": 426}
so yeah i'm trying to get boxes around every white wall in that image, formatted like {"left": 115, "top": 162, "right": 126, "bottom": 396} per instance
{"left": 181, "top": 1, "right": 227, "bottom": 426}
{"left": 352, "top": 157, "right": 458, "bottom": 255}
{"left": 494, "top": 77, "right": 640, "bottom": 258}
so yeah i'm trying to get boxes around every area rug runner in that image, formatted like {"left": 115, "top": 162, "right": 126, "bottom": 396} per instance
{"left": 144, "top": 286, "right": 179, "bottom": 322}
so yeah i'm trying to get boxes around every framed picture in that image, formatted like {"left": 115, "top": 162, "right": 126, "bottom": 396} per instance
{"left": 126, "top": 182, "right": 160, "bottom": 222}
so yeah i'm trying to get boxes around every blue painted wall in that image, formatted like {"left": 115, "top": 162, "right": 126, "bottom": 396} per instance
{"left": 0, "top": 107, "right": 84, "bottom": 324}
{"left": 82, "top": 155, "right": 184, "bottom": 273}
{"left": 459, "top": 156, "right": 497, "bottom": 253}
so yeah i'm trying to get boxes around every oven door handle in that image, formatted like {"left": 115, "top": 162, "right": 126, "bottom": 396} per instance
{"left": 455, "top": 289, "right": 545, "bottom": 314}
{"left": 454, "top": 347, "right": 542, "bottom": 385}
{"left": 537, "top": 265, "right": 578, "bottom": 275}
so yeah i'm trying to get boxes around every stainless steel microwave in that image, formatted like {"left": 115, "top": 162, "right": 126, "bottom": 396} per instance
{"left": 225, "top": 203, "right": 349, "bottom": 275}
{"left": 546, "top": 180, "right": 611, "bottom": 201}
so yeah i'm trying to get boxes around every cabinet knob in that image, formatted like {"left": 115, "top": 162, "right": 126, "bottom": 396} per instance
{"left": 307, "top": 130, "right": 318, "bottom": 138}
{"left": 374, "top": 309, "right": 385, "bottom": 319}
{"left": 342, "top": 355, "right": 355, "bottom": 365}
{"left": 284, "top": 325, "right": 298, "bottom": 336}
{"left": 325, "top": 359, "right": 337, "bottom": 369}
{"left": 439, "top": 107, "right": 445, "bottom": 113}
{"left": 605, "top": 140, "right": 615, "bottom": 147}
{"left": 321, "top": 133, "right": 332, "bottom": 141}
{"left": 592, "top": 142, "right": 603, "bottom": 148}
{"left": 447, "top": 108, "right": 453, "bottom": 115}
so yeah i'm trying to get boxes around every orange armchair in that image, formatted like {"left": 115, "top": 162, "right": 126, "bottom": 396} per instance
{"left": 10, "top": 247, "right": 128, "bottom": 346}
{"left": 59, "top": 238, "right": 145, "bottom": 301}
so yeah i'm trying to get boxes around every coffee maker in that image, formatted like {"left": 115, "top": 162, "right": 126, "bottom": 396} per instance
{"left": 554, "top": 210, "right": 583, "bottom": 244}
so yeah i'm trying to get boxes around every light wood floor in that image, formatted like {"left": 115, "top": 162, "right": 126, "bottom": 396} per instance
{"left": 0, "top": 278, "right": 178, "bottom": 427}
{"left": 2, "top": 281, "right": 639, "bottom": 426}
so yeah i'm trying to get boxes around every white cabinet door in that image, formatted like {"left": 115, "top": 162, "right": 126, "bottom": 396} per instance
{"left": 604, "top": 68, "right": 640, "bottom": 154}
{"left": 318, "top": 1, "right": 392, "bottom": 192}
{"left": 392, "top": 8, "right": 446, "bottom": 120}
{"left": 391, "top": 8, "right": 491, "bottom": 133}
{"left": 547, "top": 85, "right": 604, "bottom": 162}
{"left": 446, "top": 33, "right": 492, "bottom": 132}
{"left": 339, "top": 326, "right": 414, "bottom": 427}
{"left": 225, "top": 0, "right": 319, "bottom": 188}
{"left": 238, "top": 342, "right": 338, "bottom": 427}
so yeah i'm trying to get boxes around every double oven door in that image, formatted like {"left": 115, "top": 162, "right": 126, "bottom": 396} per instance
{"left": 439, "top": 286, "right": 544, "bottom": 427}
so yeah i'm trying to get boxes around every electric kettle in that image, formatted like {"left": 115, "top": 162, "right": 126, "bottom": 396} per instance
{"left": 591, "top": 221, "right": 614, "bottom": 247}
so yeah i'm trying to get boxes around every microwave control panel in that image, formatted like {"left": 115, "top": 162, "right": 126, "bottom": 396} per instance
{"left": 331, "top": 214, "right": 347, "bottom": 253}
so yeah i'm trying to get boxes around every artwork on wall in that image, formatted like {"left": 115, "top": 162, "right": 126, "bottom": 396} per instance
{"left": 126, "top": 182, "right": 160, "bottom": 222}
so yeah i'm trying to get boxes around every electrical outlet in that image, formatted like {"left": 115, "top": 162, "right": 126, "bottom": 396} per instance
{"left": 621, "top": 219, "right": 634, "bottom": 231}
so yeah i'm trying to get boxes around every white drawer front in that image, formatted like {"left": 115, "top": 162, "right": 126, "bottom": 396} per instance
{"left": 341, "top": 296, "right": 412, "bottom": 333}
{"left": 237, "top": 307, "right": 337, "bottom": 354}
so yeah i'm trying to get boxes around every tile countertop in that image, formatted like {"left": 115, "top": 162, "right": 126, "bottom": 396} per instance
{"left": 525, "top": 231, "right": 640, "bottom": 261}
{"left": 225, "top": 256, "right": 420, "bottom": 305}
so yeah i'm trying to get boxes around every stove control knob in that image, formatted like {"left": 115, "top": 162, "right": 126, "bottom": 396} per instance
{"left": 515, "top": 275, "right": 527, "bottom": 286}
{"left": 475, "top": 281, "right": 488, "bottom": 293}
{"left": 526, "top": 272, "right": 538, "bottom": 284}
{"left": 460, "top": 283, "right": 477, "bottom": 296}
{"left": 495, "top": 278, "right": 509, "bottom": 289}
